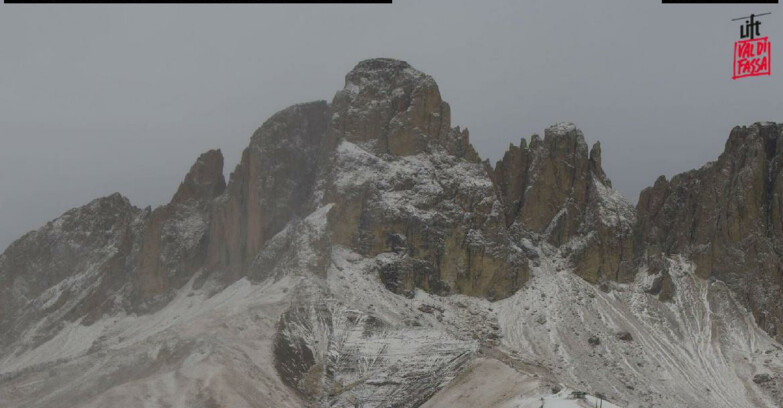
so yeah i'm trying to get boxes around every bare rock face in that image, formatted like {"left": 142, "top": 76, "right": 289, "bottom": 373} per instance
{"left": 0, "top": 193, "right": 145, "bottom": 349}
{"left": 171, "top": 149, "right": 226, "bottom": 204}
{"left": 636, "top": 122, "right": 783, "bottom": 341}
{"left": 132, "top": 150, "right": 226, "bottom": 308}
{"left": 0, "top": 59, "right": 530, "bottom": 351}
{"left": 2, "top": 58, "right": 783, "bottom": 408}
{"left": 323, "top": 59, "right": 523, "bottom": 299}
{"left": 507, "top": 124, "right": 594, "bottom": 240}
{"left": 205, "top": 101, "right": 330, "bottom": 282}
{"left": 329, "top": 58, "right": 475, "bottom": 159}
{"left": 0, "top": 151, "right": 227, "bottom": 351}
{"left": 493, "top": 123, "right": 635, "bottom": 283}
{"left": 0, "top": 60, "right": 644, "bottom": 353}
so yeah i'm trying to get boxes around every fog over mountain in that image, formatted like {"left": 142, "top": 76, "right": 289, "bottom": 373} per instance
{"left": 1, "top": 1, "right": 782, "bottom": 251}
{"left": 0, "top": 58, "right": 781, "bottom": 408}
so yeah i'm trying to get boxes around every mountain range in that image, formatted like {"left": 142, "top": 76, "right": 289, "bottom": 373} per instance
{"left": 0, "top": 58, "right": 781, "bottom": 408}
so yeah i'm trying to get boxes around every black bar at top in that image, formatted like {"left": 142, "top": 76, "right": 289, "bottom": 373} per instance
{"left": 4, "top": 0, "right": 392, "bottom": 3}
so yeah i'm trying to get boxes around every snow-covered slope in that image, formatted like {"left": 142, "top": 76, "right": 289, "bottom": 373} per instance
{"left": 1, "top": 202, "right": 782, "bottom": 407}
{"left": 422, "top": 358, "right": 622, "bottom": 408}
{"left": 497, "top": 248, "right": 783, "bottom": 408}
{"left": 1, "top": 59, "right": 782, "bottom": 408}
{"left": 0, "top": 274, "right": 303, "bottom": 408}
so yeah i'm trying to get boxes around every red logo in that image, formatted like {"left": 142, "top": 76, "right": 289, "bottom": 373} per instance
{"left": 732, "top": 13, "right": 771, "bottom": 80}
{"left": 734, "top": 37, "right": 771, "bottom": 79}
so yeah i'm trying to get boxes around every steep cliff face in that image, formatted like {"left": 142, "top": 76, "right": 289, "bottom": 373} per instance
{"left": 131, "top": 150, "right": 226, "bottom": 310}
{"left": 206, "top": 101, "right": 330, "bottom": 282}
{"left": 636, "top": 122, "right": 783, "bottom": 341}
{"left": 322, "top": 59, "right": 521, "bottom": 299}
{"left": 0, "top": 149, "right": 228, "bottom": 351}
{"left": 0, "top": 194, "right": 145, "bottom": 350}
{"left": 0, "top": 59, "right": 530, "bottom": 354}
{"left": 171, "top": 149, "right": 226, "bottom": 205}
{"left": 327, "top": 58, "right": 456, "bottom": 157}
{"left": 493, "top": 123, "right": 635, "bottom": 284}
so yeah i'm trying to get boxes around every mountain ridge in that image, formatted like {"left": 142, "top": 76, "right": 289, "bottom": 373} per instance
{"left": 0, "top": 58, "right": 781, "bottom": 408}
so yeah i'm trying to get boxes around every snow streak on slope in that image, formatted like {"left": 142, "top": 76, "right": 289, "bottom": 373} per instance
{"left": 2, "top": 203, "right": 782, "bottom": 408}
{"left": 497, "top": 249, "right": 783, "bottom": 408}
{"left": 422, "top": 358, "right": 622, "bottom": 408}
{"left": 333, "top": 139, "right": 497, "bottom": 222}
{"left": 272, "top": 247, "right": 479, "bottom": 407}
{"left": 0, "top": 275, "right": 305, "bottom": 408}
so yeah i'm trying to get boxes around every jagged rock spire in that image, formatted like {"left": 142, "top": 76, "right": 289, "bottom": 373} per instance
{"left": 171, "top": 149, "right": 226, "bottom": 204}
{"left": 636, "top": 122, "right": 783, "bottom": 340}
{"left": 330, "top": 58, "right": 475, "bottom": 159}
{"left": 493, "top": 123, "right": 634, "bottom": 283}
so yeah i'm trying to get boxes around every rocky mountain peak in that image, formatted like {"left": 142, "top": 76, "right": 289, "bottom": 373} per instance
{"left": 2, "top": 60, "right": 783, "bottom": 408}
{"left": 323, "top": 59, "right": 521, "bottom": 299}
{"left": 726, "top": 121, "right": 781, "bottom": 151}
{"left": 170, "top": 149, "right": 226, "bottom": 204}
{"left": 541, "top": 122, "right": 589, "bottom": 161}
{"left": 207, "top": 100, "right": 330, "bottom": 281}
{"left": 331, "top": 58, "right": 456, "bottom": 157}
{"left": 636, "top": 121, "right": 783, "bottom": 340}
{"left": 544, "top": 121, "right": 578, "bottom": 136}
{"left": 589, "top": 140, "right": 609, "bottom": 186}
{"left": 493, "top": 121, "right": 634, "bottom": 283}
{"left": 495, "top": 122, "right": 609, "bottom": 232}
{"left": 343, "top": 58, "right": 427, "bottom": 92}
{"left": 0, "top": 191, "right": 144, "bottom": 348}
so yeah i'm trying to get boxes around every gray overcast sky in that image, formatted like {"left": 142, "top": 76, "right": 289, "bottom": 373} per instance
{"left": 1, "top": 1, "right": 781, "bottom": 251}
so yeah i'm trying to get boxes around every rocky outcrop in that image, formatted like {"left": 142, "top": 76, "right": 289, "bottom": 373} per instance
{"left": 0, "top": 150, "right": 229, "bottom": 351}
{"left": 272, "top": 265, "right": 476, "bottom": 408}
{"left": 636, "top": 122, "right": 783, "bottom": 340}
{"left": 2, "top": 58, "right": 783, "bottom": 408}
{"left": 493, "top": 123, "right": 635, "bottom": 283}
{"left": 0, "top": 193, "right": 145, "bottom": 349}
{"left": 327, "top": 58, "right": 477, "bottom": 160}
{"left": 0, "top": 59, "right": 531, "bottom": 355}
{"left": 132, "top": 150, "right": 226, "bottom": 308}
{"left": 171, "top": 149, "right": 226, "bottom": 204}
{"left": 322, "top": 59, "right": 522, "bottom": 299}
{"left": 1, "top": 57, "right": 781, "bottom": 361}
{"left": 205, "top": 101, "right": 330, "bottom": 282}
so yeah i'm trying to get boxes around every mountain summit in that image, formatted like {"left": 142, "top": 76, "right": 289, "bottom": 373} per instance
{"left": 1, "top": 59, "right": 781, "bottom": 408}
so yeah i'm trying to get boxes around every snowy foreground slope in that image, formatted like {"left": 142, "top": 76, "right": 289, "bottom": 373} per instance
{"left": 1, "top": 59, "right": 782, "bottom": 407}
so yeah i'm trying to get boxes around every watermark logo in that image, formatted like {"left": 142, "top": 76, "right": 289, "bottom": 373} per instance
{"left": 732, "top": 13, "right": 771, "bottom": 80}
